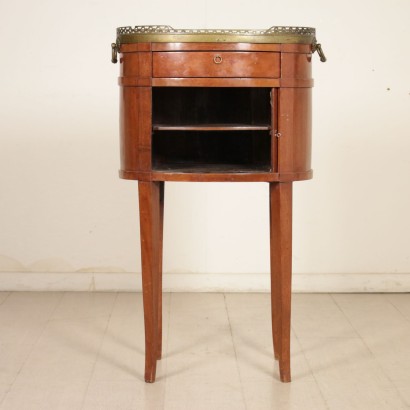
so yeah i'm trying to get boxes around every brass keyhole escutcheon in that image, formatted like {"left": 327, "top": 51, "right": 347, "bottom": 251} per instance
{"left": 213, "top": 54, "right": 223, "bottom": 64}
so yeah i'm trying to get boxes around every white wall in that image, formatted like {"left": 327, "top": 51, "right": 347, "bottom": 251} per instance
{"left": 1, "top": 0, "right": 410, "bottom": 291}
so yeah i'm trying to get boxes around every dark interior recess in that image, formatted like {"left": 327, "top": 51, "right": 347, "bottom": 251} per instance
{"left": 152, "top": 131, "right": 271, "bottom": 172}
{"left": 152, "top": 87, "right": 271, "bottom": 126}
{"left": 151, "top": 87, "right": 273, "bottom": 173}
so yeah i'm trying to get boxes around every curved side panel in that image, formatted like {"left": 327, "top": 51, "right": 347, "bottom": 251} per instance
{"left": 277, "top": 52, "right": 313, "bottom": 179}
{"left": 120, "top": 51, "right": 152, "bottom": 77}
{"left": 278, "top": 87, "right": 312, "bottom": 175}
{"left": 120, "top": 86, "right": 152, "bottom": 177}
{"left": 281, "top": 52, "right": 312, "bottom": 80}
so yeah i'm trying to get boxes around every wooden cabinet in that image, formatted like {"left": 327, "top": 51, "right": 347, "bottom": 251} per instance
{"left": 112, "top": 25, "right": 325, "bottom": 383}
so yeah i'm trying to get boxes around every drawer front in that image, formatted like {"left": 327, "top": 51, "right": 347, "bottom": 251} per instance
{"left": 153, "top": 52, "right": 280, "bottom": 78}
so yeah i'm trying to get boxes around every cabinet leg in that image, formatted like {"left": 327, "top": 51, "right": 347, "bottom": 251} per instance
{"left": 138, "top": 181, "right": 162, "bottom": 383}
{"left": 269, "top": 182, "right": 292, "bottom": 383}
{"left": 269, "top": 187, "right": 280, "bottom": 362}
{"left": 157, "top": 181, "right": 164, "bottom": 360}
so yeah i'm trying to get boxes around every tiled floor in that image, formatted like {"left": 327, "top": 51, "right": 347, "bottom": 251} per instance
{"left": 0, "top": 292, "right": 409, "bottom": 409}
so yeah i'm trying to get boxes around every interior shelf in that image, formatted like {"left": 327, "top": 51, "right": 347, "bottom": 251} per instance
{"left": 152, "top": 124, "right": 271, "bottom": 131}
{"left": 153, "top": 163, "right": 272, "bottom": 173}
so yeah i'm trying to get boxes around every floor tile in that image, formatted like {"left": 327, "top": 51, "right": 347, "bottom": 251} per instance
{"left": 14, "top": 316, "right": 110, "bottom": 385}
{"left": 323, "top": 387, "right": 407, "bottom": 410}
{"left": 243, "top": 379, "right": 328, "bottom": 410}
{"left": 0, "top": 320, "right": 48, "bottom": 346}
{"left": 109, "top": 292, "right": 144, "bottom": 317}
{"left": 292, "top": 293, "right": 357, "bottom": 338}
{"left": 164, "top": 293, "right": 245, "bottom": 410}
{"left": 51, "top": 292, "right": 117, "bottom": 321}
{"left": 299, "top": 336, "right": 407, "bottom": 409}
{"left": 334, "top": 294, "right": 410, "bottom": 388}
{"left": 386, "top": 293, "right": 410, "bottom": 321}
{"left": 166, "top": 293, "right": 237, "bottom": 356}
{"left": 164, "top": 354, "right": 245, "bottom": 410}
{"left": 90, "top": 293, "right": 170, "bottom": 383}
{"left": 0, "top": 292, "right": 63, "bottom": 320}
{"left": 0, "top": 384, "right": 10, "bottom": 406}
{"left": 0, "top": 343, "right": 34, "bottom": 385}
{"left": 0, "top": 293, "right": 10, "bottom": 305}
{"left": 396, "top": 387, "right": 410, "bottom": 407}
{"left": 333, "top": 294, "right": 409, "bottom": 338}
{"left": 225, "top": 294, "right": 327, "bottom": 409}
{"left": 224, "top": 294, "right": 296, "bottom": 380}
{"left": 0, "top": 381, "right": 87, "bottom": 410}
{"left": 0, "top": 292, "right": 63, "bottom": 345}
{"left": 82, "top": 379, "right": 166, "bottom": 410}
{"left": 90, "top": 314, "right": 146, "bottom": 382}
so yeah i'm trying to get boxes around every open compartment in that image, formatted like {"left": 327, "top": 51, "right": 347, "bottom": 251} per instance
{"left": 152, "top": 130, "right": 271, "bottom": 172}
{"left": 151, "top": 87, "right": 273, "bottom": 173}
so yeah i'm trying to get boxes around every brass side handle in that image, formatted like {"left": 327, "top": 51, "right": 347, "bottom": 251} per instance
{"left": 313, "top": 41, "right": 326, "bottom": 62}
{"left": 111, "top": 43, "right": 118, "bottom": 64}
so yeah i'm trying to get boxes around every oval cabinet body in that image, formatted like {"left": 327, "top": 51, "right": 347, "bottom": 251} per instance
{"left": 112, "top": 25, "right": 324, "bottom": 383}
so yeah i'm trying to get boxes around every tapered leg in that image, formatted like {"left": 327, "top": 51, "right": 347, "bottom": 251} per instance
{"left": 269, "top": 188, "right": 280, "bottom": 362}
{"left": 138, "top": 181, "right": 162, "bottom": 383}
{"left": 156, "top": 181, "right": 164, "bottom": 359}
{"left": 269, "top": 182, "right": 293, "bottom": 383}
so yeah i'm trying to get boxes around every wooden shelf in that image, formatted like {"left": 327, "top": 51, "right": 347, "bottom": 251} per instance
{"left": 152, "top": 124, "right": 271, "bottom": 131}
{"left": 152, "top": 162, "right": 272, "bottom": 173}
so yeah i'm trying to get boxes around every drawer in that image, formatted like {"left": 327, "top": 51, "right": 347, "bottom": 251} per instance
{"left": 153, "top": 51, "right": 280, "bottom": 78}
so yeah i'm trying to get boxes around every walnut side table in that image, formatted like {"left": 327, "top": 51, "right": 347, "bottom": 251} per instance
{"left": 111, "top": 25, "right": 325, "bottom": 383}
